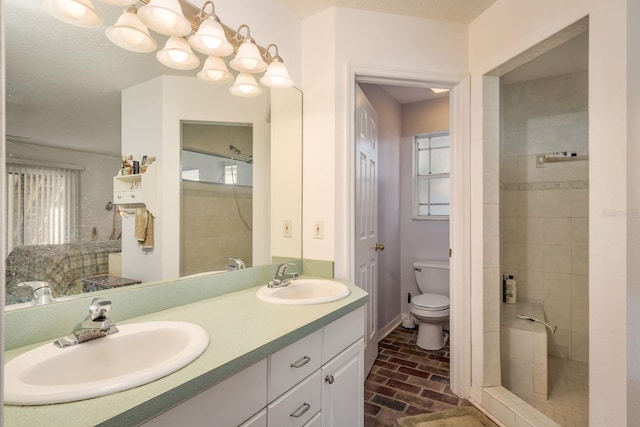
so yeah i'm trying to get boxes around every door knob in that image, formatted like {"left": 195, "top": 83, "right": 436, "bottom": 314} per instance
{"left": 374, "top": 243, "right": 385, "bottom": 251}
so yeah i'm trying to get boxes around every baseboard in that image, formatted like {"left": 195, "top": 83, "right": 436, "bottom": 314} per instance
{"left": 378, "top": 315, "right": 402, "bottom": 341}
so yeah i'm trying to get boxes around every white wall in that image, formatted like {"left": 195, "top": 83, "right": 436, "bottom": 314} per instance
{"left": 359, "top": 83, "right": 402, "bottom": 330}
{"left": 470, "top": 0, "right": 633, "bottom": 424}
{"left": 302, "top": 7, "right": 468, "bottom": 280}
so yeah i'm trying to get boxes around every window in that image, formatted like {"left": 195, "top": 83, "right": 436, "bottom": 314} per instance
{"left": 6, "top": 164, "right": 79, "bottom": 252}
{"left": 414, "top": 132, "right": 450, "bottom": 218}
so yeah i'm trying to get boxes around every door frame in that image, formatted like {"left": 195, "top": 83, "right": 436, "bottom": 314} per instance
{"left": 345, "top": 65, "right": 471, "bottom": 398}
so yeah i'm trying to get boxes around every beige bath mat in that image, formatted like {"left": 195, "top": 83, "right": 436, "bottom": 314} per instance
{"left": 397, "top": 406, "right": 497, "bottom": 427}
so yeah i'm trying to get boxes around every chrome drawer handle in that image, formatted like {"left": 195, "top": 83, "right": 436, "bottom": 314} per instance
{"left": 325, "top": 375, "right": 334, "bottom": 384}
{"left": 290, "top": 402, "right": 311, "bottom": 418}
{"left": 290, "top": 356, "right": 311, "bottom": 368}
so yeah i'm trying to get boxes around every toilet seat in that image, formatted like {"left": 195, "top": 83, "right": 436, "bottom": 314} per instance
{"left": 411, "top": 293, "right": 449, "bottom": 311}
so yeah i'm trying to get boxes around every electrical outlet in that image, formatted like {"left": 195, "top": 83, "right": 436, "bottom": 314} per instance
{"left": 283, "top": 220, "right": 292, "bottom": 238}
{"left": 313, "top": 220, "right": 324, "bottom": 239}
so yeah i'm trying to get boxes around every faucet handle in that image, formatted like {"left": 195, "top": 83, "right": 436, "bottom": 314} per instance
{"left": 89, "top": 298, "right": 112, "bottom": 321}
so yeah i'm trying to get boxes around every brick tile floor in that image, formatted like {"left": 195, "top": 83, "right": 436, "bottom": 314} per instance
{"left": 364, "top": 326, "right": 475, "bottom": 427}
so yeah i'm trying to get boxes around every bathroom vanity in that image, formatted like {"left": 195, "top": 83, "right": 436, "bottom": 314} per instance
{"left": 143, "top": 307, "right": 364, "bottom": 426}
{"left": 3, "top": 277, "right": 368, "bottom": 427}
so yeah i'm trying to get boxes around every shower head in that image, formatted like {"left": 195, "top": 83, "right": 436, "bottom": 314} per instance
{"left": 229, "top": 145, "right": 242, "bottom": 155}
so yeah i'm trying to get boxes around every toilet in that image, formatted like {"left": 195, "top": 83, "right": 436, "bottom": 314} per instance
{"left": 410, "top": 259, "right": 450, "bottom": 350}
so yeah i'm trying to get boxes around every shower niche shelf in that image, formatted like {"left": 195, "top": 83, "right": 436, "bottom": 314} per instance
{"left": 113, "top": 162, "right": 158, "bottom": 217}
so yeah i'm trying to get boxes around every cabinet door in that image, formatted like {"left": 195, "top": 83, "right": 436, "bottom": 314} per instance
{"left": 321, "top": 338, "right": 364, "bottom": 427}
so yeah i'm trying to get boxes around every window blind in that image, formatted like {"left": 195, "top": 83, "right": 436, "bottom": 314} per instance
{"left": 6, "top": 164, "right": 79, "bottom": 252}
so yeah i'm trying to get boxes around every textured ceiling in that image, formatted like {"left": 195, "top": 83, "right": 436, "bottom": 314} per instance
{"left": 284, "top": 0, "right": 497, "bottom": 23}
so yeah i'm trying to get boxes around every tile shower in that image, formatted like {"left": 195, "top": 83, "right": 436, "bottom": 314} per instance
{"left": 499, "top": 70, "right": 589, "bottom": 419}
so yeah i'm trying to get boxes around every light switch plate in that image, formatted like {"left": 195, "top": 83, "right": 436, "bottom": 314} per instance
{"left": 313, "top": 220, "right": 324, "bottom": 239}
{"left": 283, "top": 220, "right": 292, "bottom": 238}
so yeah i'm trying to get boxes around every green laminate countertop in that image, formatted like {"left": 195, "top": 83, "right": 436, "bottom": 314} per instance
{"left": 3, "top": 278, "right": 368, "bottom": 427}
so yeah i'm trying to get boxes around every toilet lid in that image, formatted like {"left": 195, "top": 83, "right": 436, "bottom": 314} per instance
{"left": 412, "top": 293, "right": 449, "bottom": 310}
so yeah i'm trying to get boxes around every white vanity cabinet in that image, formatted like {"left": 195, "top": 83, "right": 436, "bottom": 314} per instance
{"left": 142, "top": 306, "right": 364, "bottom": 427}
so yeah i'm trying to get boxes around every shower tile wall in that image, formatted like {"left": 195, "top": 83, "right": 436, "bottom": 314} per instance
{"left": 181, "top": 181, "right": 253, "bottom": 275}
{"left": 500, "top": 71, "right": 588, "bottom": 363}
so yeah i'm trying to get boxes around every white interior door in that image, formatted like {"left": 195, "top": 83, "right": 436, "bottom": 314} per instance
{"left": 354, "top": 84, "right": 380, "bottom": 376}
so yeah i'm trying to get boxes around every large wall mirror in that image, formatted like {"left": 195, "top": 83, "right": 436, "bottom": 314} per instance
{"left": 4, "top": 0, "right": 302, "bottom": 308}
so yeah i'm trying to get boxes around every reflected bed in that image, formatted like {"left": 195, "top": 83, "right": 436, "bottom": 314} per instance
{"left": 5, "top": 240, "right": 122, "bottom": 305}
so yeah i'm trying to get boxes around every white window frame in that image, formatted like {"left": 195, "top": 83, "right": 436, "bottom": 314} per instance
{"left": 413, "top": 131, "right": 450, "bottom": 220}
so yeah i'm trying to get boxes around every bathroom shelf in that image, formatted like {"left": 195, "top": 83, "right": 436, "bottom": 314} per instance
{"left": 543, "top": 155, "right": 589, "bottom": 163}
{"left": 113, "top": 162, "right": 157, "bottom": 217}
{"left": 536, "top": 154, "right": 589, "bottom": 167}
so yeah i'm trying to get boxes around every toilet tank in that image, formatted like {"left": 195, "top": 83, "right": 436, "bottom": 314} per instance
{"left": 413, "top": 260, "right": 450, "bottom": 296}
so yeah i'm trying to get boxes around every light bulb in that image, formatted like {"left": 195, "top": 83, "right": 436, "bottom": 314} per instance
{"left": 168, "top": 49, "right": 189, "bottom": 63}
{"left": 120, "top": 27, "right": 145, "bottom": 45}
{"left": 202, "top": 36, "right": 222, "bottom": 49}
{"left": 58, "top": 0, "right": 87, "bottom": 18}
{"left": 205, "top": 69, "right": 225, "bottom": 80}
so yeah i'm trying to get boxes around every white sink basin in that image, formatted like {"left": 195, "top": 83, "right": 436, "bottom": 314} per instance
{"left": 4, "top": 321, "right": 209, "bottom": 405}
{"left": 256, "top": 279, "right": 350, "bottom": 304}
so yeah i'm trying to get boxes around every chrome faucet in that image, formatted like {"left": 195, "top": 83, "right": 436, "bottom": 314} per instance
{"left": 17, "top": 281, "right": 56, "bottom": 306}
{"left": 54, "top": 298, "right": 119, "bottom": 348}
{"left": 227, "top": 257, "right": 246, "bottom": 271}
{"left": 268, "top": 263, "right": 299, "bottom": 288}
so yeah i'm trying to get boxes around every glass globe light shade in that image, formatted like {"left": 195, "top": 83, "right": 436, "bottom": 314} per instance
{"left": 197, "top": 56, "right": 234, "bottom": 83}
{"left": 40, "top": 0, "right": 102, "bottom": 28}
{"left": 137, "top": 0, "right": 191, "bottom": 37}
{"left": 106, "top": 8, "right": 157, "bottom": 53}
{"left": 230, "top": 73, "right": 263, "bottom": 97}
{"left": 156, "top": 36, "right": 200, "bottom": 70}
{"left": 260, "top": 60, "right": 294, "bottom": 88}
{"left": 230, "top": 40, "right": 267, "bottom": 74}
{"left": 189, "top": 16, "right": 233, "bottom": 57}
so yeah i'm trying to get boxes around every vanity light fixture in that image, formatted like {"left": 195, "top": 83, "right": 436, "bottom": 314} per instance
{"left": 188, "top": 1, "right": 233, "bottom": 57}
{"left": 99, "top": 0, "right": 137, "bottom": 5}
{"left": 229, "top": 25, "right": 267, "bottom": 74}
{"left": 157, "top": 36, "right": 200, "bottom": 70}
{"left": 259, "top": 44, "right": 294, "bottom": 88}
{"left": 40, "top": 0, "right": 103, "bottom": 28}
{"left": 198, "top": 56, "right": 234, "bottom": 83}
{"left": 137, "top": 0, "right": 191, "bottom": 37}
{"left": 106, "top": 6, "right": 157, "bottom": 53}
{"left": 230, "top": 73, "right": 263, "bottom": 97}
{"left": 41, "top": 0, "right": 295, "bottom": 94}
{"left": 431, "top": 88, "right": 449, "bottom": 94}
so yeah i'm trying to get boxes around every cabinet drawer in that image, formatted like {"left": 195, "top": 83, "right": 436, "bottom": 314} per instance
{"left": 269, "top": 328, "right": 322, "bottom": 401}
{"left": 322, "top": 306, "right": 364, "bottom": 363}
{"left": 304, "top": 412, "right": 322, "bottom": 427}
{"left": 114, "top": 190, "right": 142, "bottom": 204}
{"left": 142, "top": 359, "right": 267, "bottom": 427}
{"left": 268, "top": 370, "right": 321, "bottom": 427}
{"left": 240, "top": 409, "right": 267, "bottom": 427}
